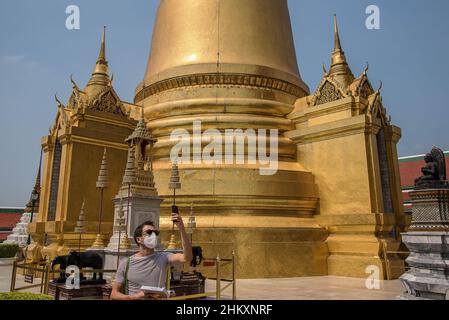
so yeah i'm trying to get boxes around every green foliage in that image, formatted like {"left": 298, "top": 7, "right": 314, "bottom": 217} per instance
{"left": 0, "top": 243, "right": 19, "bottom": 258}
{"left": 0, "top": 292, "right": 54, "bottom": 300}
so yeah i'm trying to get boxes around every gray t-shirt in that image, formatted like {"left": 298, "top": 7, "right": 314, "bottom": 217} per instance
{"left": 116, "top": 252, "right": 173, "bottom": 295}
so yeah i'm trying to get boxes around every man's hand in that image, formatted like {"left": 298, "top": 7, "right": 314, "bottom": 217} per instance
{"left": 144, "top": 292, "right": 166, "bottom": 300}
{"left": 172, "top": 211, "right": 184, "bottom": 228}
{"left": 129, "top": 291, "right": 146, "bottom": 300}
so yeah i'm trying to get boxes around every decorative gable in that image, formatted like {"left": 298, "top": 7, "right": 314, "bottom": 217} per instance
{"left": 312, "top": 79, "right": 345, "bottom": 106}
{"left": 367, "top": 92, "right": 391, "bottom": 126}
{"left": 90, "top": 87, "right": 127, "bottom": 116}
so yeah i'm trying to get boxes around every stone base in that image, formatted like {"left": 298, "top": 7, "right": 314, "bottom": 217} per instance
{"left": 113, "top": 194, "right": 162, "bottom": 241}
{"left": 400, "top": 232, "right": 449, "bottom": 300}
{"left": 408, "top": 189, "right": 449, "bottom": 231}
{"left": 49, "top": 283, "right": 110, "bottom": 300}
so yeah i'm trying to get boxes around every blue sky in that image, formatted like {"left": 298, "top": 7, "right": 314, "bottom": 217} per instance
{"left": 1, "top": 0, "right": 448, "bottom": 206}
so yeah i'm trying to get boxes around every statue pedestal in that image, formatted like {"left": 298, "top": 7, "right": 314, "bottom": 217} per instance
{"left": 400, "top": 232, "right": 449, "bottom": 300}
{"left": 115, "top": 194, "right": 162, "bottom": 243}
{"left": 49, "top": 282, "right": 110, "bottom": 300}
{"left": 106, "top": 193, "right": 162, "bottom": 253}
{"left": 400, "top": 188, "right": 449, "bottom": 300}
{"left": 407, "top": 189, "right": 449, "bottom": 231}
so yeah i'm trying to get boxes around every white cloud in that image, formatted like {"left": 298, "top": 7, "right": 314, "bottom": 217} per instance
{"left": 1, "top": 55, "right": 26, "bottom": 64}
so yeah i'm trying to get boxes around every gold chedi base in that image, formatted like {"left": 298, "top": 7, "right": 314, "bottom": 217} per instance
{"left": 160, "top": 215, "right": 329, "bottom": 279}
{"left": 91, "top": 234, "right": 106, "bottom": 249}
{"left": 167, "top": 233, "right": 178, "bottom": 250}
{"left": 119, "top": 232, "right": 131, "bottom": 250}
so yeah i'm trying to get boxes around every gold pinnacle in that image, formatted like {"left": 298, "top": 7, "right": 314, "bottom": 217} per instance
{"left": 96, "top": 148, "right": 109, "bottom": 189}
{"left": 167, "top": 233, "right": 178, "bottom": 250}
{"left": 120, "top": 231, "right": 131, "bottom": 250}
{"left": 74, "top": 199, "right": 87, "bottom": 233}
{"left": 91, "top": 233, "right": 106, "bottom": 249}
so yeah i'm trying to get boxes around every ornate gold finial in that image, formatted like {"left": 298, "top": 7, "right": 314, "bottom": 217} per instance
{"left": 167, "top": 160, "right": 182, "bottom": 250}
{"left": 94, "top": 26, "right": 108, "bottom": 71}
{"left": 54, "top": 94, "right": 65, "bottom": 108}
{"left": 74, "top": 199, "right": 87, "bottom": 233}
{"left": 125, "top": 84, "right": 157, "bottom": 146}
{"left": 70, "top": 74, "right": 80, "bottom": 91}
{"left": 329, "top": 15, "right": 354, "bottom": 88}
{"left": 169, "top": 161, "right": 181, "bottom": 192}
{"left": 377, "top": 80, "right": 383, "bottom": 93}
{"left": 91, "top": 148, "right": 109, "bottom": 249}
{"left": 96, "top": 148, "right": 109, "bottom": 189}
{"left": 98, "top": 26, "right": 107, "bottom": 63}
{"left": 364, "top": 62, "right": 370, "bottom": 75}
{"left": 322, "top": 63, "right": 328, "bottom": 76}
{"left": 122, "top": 147, "right": 136, "bottom": 186}
{"left": 86, "top": 27, "right": 110, "bottom": 91}
{"left": 333, "top": 14, "right": 342, "bottom": 53}
{"left": 167, "top": 233, "right": 178, "bottom": 250}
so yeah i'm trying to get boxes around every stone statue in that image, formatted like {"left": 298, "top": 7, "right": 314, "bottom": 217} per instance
{"left": 51, "top": 251, "right": 105, "bottom": 284}
{"left": 414, "top": 147, "right": 448, "bottom": 189}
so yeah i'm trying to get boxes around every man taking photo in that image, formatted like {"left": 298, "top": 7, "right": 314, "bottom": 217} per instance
{"left": 110, "top": 209, "right": 193, "bottom": 300}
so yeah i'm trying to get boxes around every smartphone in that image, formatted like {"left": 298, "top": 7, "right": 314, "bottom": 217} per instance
{"left": 172, "top": 205, "right": 179, "bottom": 222}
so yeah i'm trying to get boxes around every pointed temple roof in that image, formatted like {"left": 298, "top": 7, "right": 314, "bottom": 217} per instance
{"left": 311, "top": 16, "right": 376, "bottom": 107}
{"left": 125, "top": 105, "right": 157, "bottom": 145}
{"left": 85, "top": 26, "right": 110, "bottom": 96}
{"left": 59, "top": 28, "right": 132, "bottom": 117}
{"left": 25, "top": 151, "right": 42, "bottom": 213}
{"left": 328, "top": 15, "right": 354, "bottom": 89}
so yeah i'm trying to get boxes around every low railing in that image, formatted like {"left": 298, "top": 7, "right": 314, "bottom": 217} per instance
{"left": 382, "top": 242, "right": 410, "bottom": 280}
{"left": 10, "top": 261, "right": 52, "bottom": 294}
{"left": 10, "top": 252, "right": 237, "bottom": 300}
{"left": 168, "top": 251, "right": 237, "bottom": 300}
{"left": 10, "top": 260, "right": 116, "bottom": 295}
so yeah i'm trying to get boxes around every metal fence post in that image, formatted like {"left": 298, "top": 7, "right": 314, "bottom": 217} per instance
{"left": 215, "top": 254, "right": 221, "bottom": 300}
{"left": 383, "top": 242, "right": 391, "bottom": 280}
{"left": 10, "top": 260, "right": 17, "bottom": 292}
{"left": 232, "top": 251, "right": 236, "bottom": 300}
{"left": 43, "top": 261, "right": 51, "bottom": 294}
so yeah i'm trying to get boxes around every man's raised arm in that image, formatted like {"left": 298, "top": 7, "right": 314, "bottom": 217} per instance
{"left": 168, "top": 211, "right": 193, "bottom": 265}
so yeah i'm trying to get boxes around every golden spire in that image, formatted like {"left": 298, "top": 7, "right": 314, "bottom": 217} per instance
{"left": 98, "top": 26, "right": 107, "bottom": 64}
{"left": 96, "top": 148, "right": 110, "bottom": 189}
{"left": 74, "top": 199, "right": 87, "bottom": 233}
{"left": 85, "top": 27, "right": 110, "bottom": 93}
{"left": 333, "top": 15, "right": 342, "bottom": 53}
{"left": 25, "top": 150, "right": 42, "bottom": 213}
{"left": 329, "top": 15, "right": 354, "bottom": 88}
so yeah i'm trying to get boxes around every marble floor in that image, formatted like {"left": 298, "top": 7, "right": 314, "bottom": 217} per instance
{"left": 208, "top": 277, "right": 403, "bottom": 300}
{"left": 0, "top": 265, "right": 404, "bottom": 300}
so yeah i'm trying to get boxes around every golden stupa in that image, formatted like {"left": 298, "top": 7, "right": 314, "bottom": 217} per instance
{"left": 29, "top": 0, "right": 409, "bottom": 279}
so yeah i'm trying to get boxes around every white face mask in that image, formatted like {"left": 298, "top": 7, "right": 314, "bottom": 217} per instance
{"left": 143, "top": 232, "right": 158, "bottom": 249}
